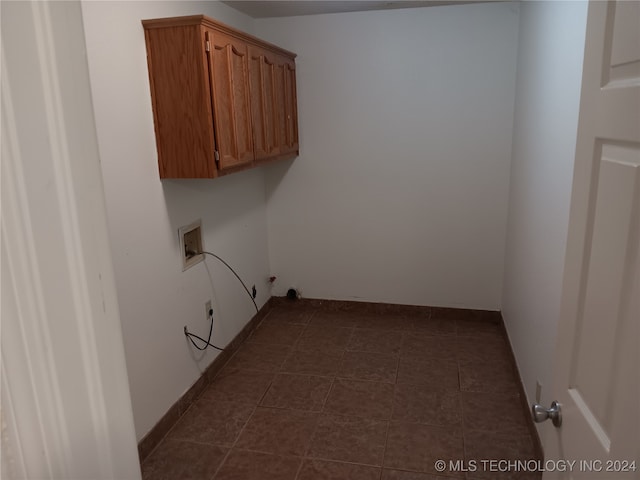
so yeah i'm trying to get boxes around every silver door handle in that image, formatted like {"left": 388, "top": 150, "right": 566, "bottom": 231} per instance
{"left": 532, "top": 400, "right": 562, "bottom": 427}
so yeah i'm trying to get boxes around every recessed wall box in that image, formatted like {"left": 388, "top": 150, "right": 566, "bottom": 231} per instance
{"left": 179, "top": 220, "right": 204, "bottom": 271}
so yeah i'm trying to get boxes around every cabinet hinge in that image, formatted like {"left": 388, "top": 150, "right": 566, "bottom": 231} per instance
{"left": 205, "top": 40, "right": 211, "bottom": 52}
{"left": 214, "top": 150, "right": 220, "bottom": 163}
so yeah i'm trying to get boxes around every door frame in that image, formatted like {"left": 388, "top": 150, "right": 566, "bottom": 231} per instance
{"left": 1, "top": 1, "right": 140, "bottom": 478}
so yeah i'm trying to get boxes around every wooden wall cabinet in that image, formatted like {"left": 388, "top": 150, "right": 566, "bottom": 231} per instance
{"left": 142, "top": 15, "right": 299, "bottom": 179}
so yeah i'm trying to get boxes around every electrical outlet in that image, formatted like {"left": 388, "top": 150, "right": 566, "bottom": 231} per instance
{"left": 205, "top": 300, "right": 212, "bottom": 321}
{"left": 178, "top": 220, "right": 204, "bottom": 271}
{"left": 535, "top": 380, "right": 542, "bottom": 403}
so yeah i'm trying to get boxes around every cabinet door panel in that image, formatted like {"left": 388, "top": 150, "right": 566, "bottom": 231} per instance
{"left": 249, "top": 47, "right": 279, "bottom": 160}
{"left": 208, "top": 30, "right": 254, "bottom": 169}
{"left": 273, "top": 61, "right": 287, "bottom": 153}
{"left": 284, "top": 62, "right": 299, "bottom": 152}
{"left": 272, "top": 55, "right": 298, "bottom": 155}
{"left": 263, "top": 59, "right": 278, "bottom": 154}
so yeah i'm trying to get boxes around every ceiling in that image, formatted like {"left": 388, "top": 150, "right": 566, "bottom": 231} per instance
{"left": 221, "top": 1, "right": 501, "bottom": 19}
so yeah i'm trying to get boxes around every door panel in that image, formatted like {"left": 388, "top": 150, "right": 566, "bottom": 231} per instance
{"left": 285, "top": 62, "right": 299, "bottom": 152}
{"left": 208, "top": 30, "right": 254, "bottom": 169}
{"left": 571, "top": 142, "right": 639, "bottom": 448}
{"left": 545, "top": 1, "right": 639, "bottom": 478}
{"left": 263, "top": 58, "right": 277, "bottom": 154}
{"left": 272, "top": 55, "right": 298, "bottom": 155}
{"left": 606, "top": 1, "right": 640, "bottom": 86}
{"left": 249, "top": 47, "right": 279, "bottom": 160}
{"left": 273, "top": 61, "right": 287, "bottom": 154}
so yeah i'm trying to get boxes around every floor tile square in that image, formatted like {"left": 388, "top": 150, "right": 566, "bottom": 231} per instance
{"left": 462, "top": 392, "right": 529, "bottom": 436}
{"left": 338, "top": 351, "right": 398, "bottom": 383}
{"left": 248, "top": 322, "right": 305, "bottom": 346}
{"left": 264, "top": 307, "right": 314, "bottom": 325}
{"left": 458, "top": 359, "right": 518, "bottom": 394}
{"left": 464, "top": 430, "right": 538, "bottom": 480}
{"left": 382, "top": 470, "right": 454, "bottom": 480}
{"left": 214, "top": 449, "right": 301, "bottom": 480}
{"left": 408, "top": 316, "right": 456, "bottom": 336}
{"left": 355, "top": 313, "right": 415, "bottom": 331}
{"left": 169, "top": 399, "right": 254, "bottom": 446}
{"left": 347, "top": 328, "right": 403, "bottom": 356}
{"left": 396, "top": 357, "right": 459, "bottom": 389}
{"left": 200, "top": 369, "right": 274, "bottom": 404}
{"left": 235, "top": 407, "right": 319, "bottom": 456}
{"left": 142, "top": 439, "right": 227, "bottom": 480}
{"left": 323, "top": 378, "right": 394, "bottom": 420}
{"left": 428, "top": 307, "right": 467, "bottom": 320}
{"left": 260, "top": 374, "right": 332, "bottom": 411}
{"left": 384, "top": 422, "right": 464, "bottom": 476}
{"left": 296, "top": 325, "right": 353, "bottom": 355}
{"left": 297, "top": 459, "right": 381, "bottom": 480}
{"left": 392, "top": 384, "right": 461, "bottom": 426}
{"left": 467, "top": 474, "right": 542, "bottom": 480}
{"left": 432, "top": 307, "right": 499, "bottom": 323}
{"left": 456, "top": 318, "right": 503, "bottom": 337}
{"left": 225, "top": 343, "right": 291, "bottom": 372}
{"left": 464, "top": 430, "right": 536, "bottom": 460}
{"left": 280, "top": 350, "right": 343, "bottom": 376}
{"left": 310, "top": 310, "right": 361, "bottom": 328}
{"left": 308, "top": 414, "right": 388, "bottom": 465}
{"left": 456, "top": 336, "right": 512, "bottom": 364}
{"left": 401, "top": 333, "right": 457, "bottom": 361}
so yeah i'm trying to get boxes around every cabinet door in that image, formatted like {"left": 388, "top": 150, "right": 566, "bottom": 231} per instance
{"left": 272, "top": 58, "right": 288, "bottom": 156}
{"left": 206, "top": 30, "right": 254, "bottom": 170}
{"left": 284, "top": 61, "right": 299, "bottom": 152}
{"left": 273, "top": 55, "right": 298, "bottom": 155}
{"left": 248, "top": 47, "right": 280, "bottom": 160}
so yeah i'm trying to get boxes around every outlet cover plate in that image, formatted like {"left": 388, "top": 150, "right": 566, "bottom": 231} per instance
{"left": 178, "top": 220, "right": 204, "bottom": 271}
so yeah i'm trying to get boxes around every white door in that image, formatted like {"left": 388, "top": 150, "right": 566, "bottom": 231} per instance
{"left": 542, "top": 1, "right": 639, "bottom": 479}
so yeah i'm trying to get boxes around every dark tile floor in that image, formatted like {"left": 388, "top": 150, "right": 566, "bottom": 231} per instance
{"left": 142, "top": 302, "right": 541, "bottom": 480}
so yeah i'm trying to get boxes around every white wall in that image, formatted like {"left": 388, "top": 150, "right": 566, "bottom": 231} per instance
{"left": 81, "top": 1, "right": 272, "bottom": 441}
{"left": 255, "top": 2, "right": 519, "bottom": 310}
{"left": 501, "top": 1, "right": 588, "bottom": 425}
